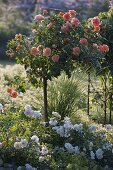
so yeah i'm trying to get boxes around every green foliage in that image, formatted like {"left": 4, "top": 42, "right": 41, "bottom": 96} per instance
{"left": 50, "top": 152, "right": 103, "bottom": 170}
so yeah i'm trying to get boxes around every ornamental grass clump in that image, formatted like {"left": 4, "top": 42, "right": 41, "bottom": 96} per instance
{"left": 47, "top": 73, "right": 82, "bottom": 119}
{"left": 7, "top": 9, "right": 108, "bottom": 122}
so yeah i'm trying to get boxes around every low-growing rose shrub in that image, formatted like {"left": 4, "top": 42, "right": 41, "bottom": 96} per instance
{"left": 0, "top": 105, "right": 113, "bottom": 169}
{"left": 0, "top": 65, "right": 113, "bottom": 169}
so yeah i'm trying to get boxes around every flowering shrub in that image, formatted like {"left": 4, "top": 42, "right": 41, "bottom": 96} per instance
{"left": 7, "top": 9, "right": 109, "bottom": 122}
{"left": 0, "top": 105, "right": 113, "bottom": 169}
{"left": 8, "top": 10, "right": 108, "bottom": 80}
{"left": 87, "top": 8, "right": 112, "bottom": 74}
{"left": 2, "top": 8, "right": 113, "bottom": 169}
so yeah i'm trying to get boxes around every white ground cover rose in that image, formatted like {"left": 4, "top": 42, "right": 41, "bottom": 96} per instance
{"left": 24, "top": 105, "right": 42, "bottom": 118}
{"left": 65, "top": 143, "right": 74, "bottom": 153}
{"left": 14, "top": 142, "right": 23, "bottom": 149}
{"left": 0, "top": 103, "right": 3, "bottom": 111}
{"left": 105, "top": 124, "right": 112, "bottom": 131}
{"left": 73, "top": 146, "right": 80, "bottom": 154}
{"left": 41, "top": 146, "right": 48, "bottom": 155}
{"left": 88, "top": 124, "right": 97, "bottom": 132}
{"left": 31, "top": 135, "right": 39, "bottom": 144}
{"left": 49, "top": 118, "right": 58, "bottom": 126}
{"left": 96, "top": 148, "right": 103, "bottom": 159}
{"left": 52, "top": 112, "right": 61, "bottom": 119}
{"left": 73, "top": 123, "right": 83, "bottom": 132}
{"left": 0, "top": 142, "right": 2, "bottom": 148}
{"left": 33, "top": 110, "right": 42, "bottom": 118}
{"left": 24, "top": 105, "right": 34, "bottom": 117}
{"left": 39, "top": 156, "right": 45, "bottom": 162}
{"left": 90, "top": 151, "right": 95, "bottom": 160}
{"left": 20, "top": 139, "right": 28, "bottom": 148}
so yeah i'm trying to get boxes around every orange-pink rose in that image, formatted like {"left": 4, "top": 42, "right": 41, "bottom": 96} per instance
{"left": 72, "top": 47, "right": 80, "bottom": 56}
{"left": 43, "top": 48, "right": 51, "bottom": 57}
{"left": 52, "top": 54, "right": 59, "bottom": 62}
{"left": 34, "top": 14, "right": 44, "bottom": 22}
{"left": 71, "top": 18, "right": 80, "bottom": 27}
{"left": 99, "top": 44, "right": 109, "bottom": 53}
{"left": 79, "top": 38, "right": 88, "bottom": 45}
{"left": 69, "top": 10, "right": 76, "bottom": 17}
{"left": 30, "top": 47, "right": 39, "bottom": 56}
{"left": 102, "top": 44, "right": 109, "bottom": 52}
{"left": 94, "top": 26, "right": 100, "bottom": 32}
{"left": 43, "top": 10, "right": 48, "bottom": 15}
{"left": 65, "top": 22, "right": 72, "bottom": 29}
{"left": 61, "top": 25, "right": 69, "bottom": 33}
{"left": 93, "top": 43, "right": 98, "bottom": 49}
{"left": 92, "top": 17, "right": 100, "bottom": 27}
{"left": 63, "top": 12, "right": 71, "bottom": 21}
{"left": 58, "top": 12, "right": 65, "bottom": 17}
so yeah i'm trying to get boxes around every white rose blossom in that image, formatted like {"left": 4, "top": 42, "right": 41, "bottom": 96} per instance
{"left": 31, "top": 135, "right": 39, "bottom": 144}
{"left": 89, "top": 142, "right": 93, "bottom": 150}
{"left": 24, "top": 105, "right": 33, "bottom": 117}
{"left": 0, "top": 103, "right": 3, "bottom": 111}
{"left": 0, "top": 142, "right": 2, "bottom": 148}
{"left": 73, "top": 146, "right": 80, "bottom": 154}
{"left": 39, "top": 156, "right": 45, "bottom": 162}
{"left": 20, "top": 139, "right": 28, "bottom": 148}
{"left": 25, "top": 163, "right": 33, "bottom": 170}
{"left": 73, "top": 123, "right": 83, "bottom": 132}
{"left": 24, "top": 105, "right": 42, "bottom": 118}
{"left": 49, "top": 118, "right": 58, "bottom": 126}
{"left": 56, "top": 126, "right": 65, "bottom": 137}
{"left": 88, "top": 124, "right": 96, "bottom": 132}
{"left": 33, "top": 110, "right": 42, "bottom": 118}
{"left": 14, "top": 142, "right": 22, "bottom": 149}
{"left": 96, "top": 148, "right": 103, "bottom": 160}
{"left": 52, "top": 112, "right": 61, "bottom": 119}
{"left": 41, "top": 146, "right": 48, "bottom": 155}
{"left": 105, "top": 124, "right": 112, "bottom": 131}
{"left": 90, "top": 151, "right": 95, "bottom": 160}
{"left": 65, "top": 143, "right": 74, "bottom": 153}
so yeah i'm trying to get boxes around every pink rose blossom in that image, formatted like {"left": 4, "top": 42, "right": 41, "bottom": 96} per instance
{"left": 63, "top": 12, "right": 71, "bottom": 21}
{"left": 61, "top": 25, "right": 69, "bottom": 33}
{"left": 92, "top": 17, "right": 100, "bottom": 27}
{"left": 98, "top": 44, "right": 109, "bottom": 53}
{"left": 43, "top": 48, "right": 51, "bottom": 57}
{"left": 71, "top": 18, "right": 80, "bottom": 27}
{"left": 43, "top": 10, "right": 48, "bottom": 15}
{"left": 79, "top": 38, "right": 88, "bottom": 45}
{"left": 72, "top": 47, "right": 80, "bottom": 56}
{"left": 34, "top": 14, "right": 44, "bottom": 22}
{"left": 30, "top": 47, "right": 39, "bottom": 56}
{"left": 65, "top": 22, "right": 72, "bottom": 29}
{"left": 52, "top": 54, "right": 59, "bottom": 62}
{"left": 93, "top": 43, "right": 98, "bottom": 49}
{"left": 69, "top": 10, "right": 76, "bottom": 17}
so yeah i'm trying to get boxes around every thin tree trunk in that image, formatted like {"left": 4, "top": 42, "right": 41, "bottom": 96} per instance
{"left": 87, "top": 72, "right": 90, "bottom": 116}
{"left": 43, "top": 77, "right": 49, "bottom": 123}
{"left": 109, "top": 80, "right": 113, "bottom": 124}
{"left": 109, "top": 92, "right": 112, "bottom": 124}
{"left": 103, "top": 75, "right": 107, "bottom": 124}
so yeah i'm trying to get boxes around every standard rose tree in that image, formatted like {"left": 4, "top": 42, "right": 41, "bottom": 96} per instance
{"left": 7, "top": 10, "right": 109, "bottom": 122}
